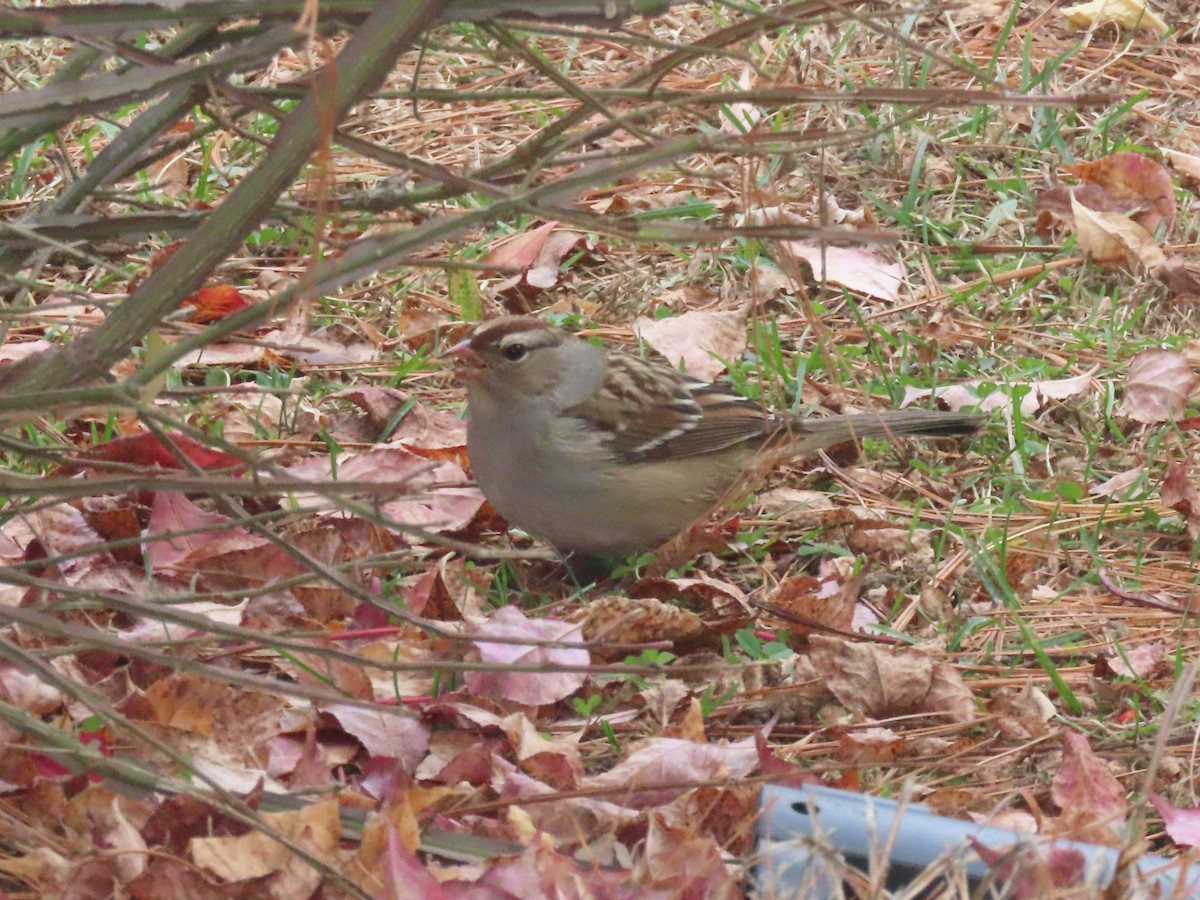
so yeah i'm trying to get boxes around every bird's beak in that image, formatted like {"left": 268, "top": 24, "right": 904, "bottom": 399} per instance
{"left": 441, "top": 338, "right": 484, "bottom": 380}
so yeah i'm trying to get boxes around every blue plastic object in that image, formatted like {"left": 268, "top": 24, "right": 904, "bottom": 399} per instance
{"left": 757, "top": 783, "right": 1200, "bottom": 895}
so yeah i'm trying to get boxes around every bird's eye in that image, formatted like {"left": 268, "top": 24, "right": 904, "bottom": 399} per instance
{"left": 502, "top": 342, "right": 528, "bottom": 362}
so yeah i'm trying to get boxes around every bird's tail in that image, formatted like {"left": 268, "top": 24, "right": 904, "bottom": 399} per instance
{"left": 786, "top": 408, "right": 984, "bottom": 456}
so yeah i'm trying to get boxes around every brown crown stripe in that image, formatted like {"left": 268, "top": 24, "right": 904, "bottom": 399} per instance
{"left": 470, "top": 316, "right": 556, "bottom": 346}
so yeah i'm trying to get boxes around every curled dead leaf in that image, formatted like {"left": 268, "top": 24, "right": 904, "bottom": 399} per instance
{"left": 1118, "top": 349, "right": 1196, "bottom": 423}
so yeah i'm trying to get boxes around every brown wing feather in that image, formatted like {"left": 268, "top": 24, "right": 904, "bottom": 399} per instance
{"left": 564, "top": 354, "right": 779, "bottom": 462}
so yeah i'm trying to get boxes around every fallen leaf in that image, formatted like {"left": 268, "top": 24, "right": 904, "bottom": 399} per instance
{"left": 634, "top": 309, "right": 747, "bottom": 382}
{"left": 483, "top": 221, "right": 587, "bottom": 293}
{"left": 765, "top": 571, "right": 858, "bottom": 634}
{"left": 181, "top": 285, "right": 251, "bottom": 324}
{"left": 1156, "top": 256, "right": 1200, "bottom": 300}
{"left": 809, "top": 635, "right": 934, "bottom": 718}
{"left": 0, "top": 339, "right": 54, "bottom": 364}
{"left": 1070, "top": 193, "right": 1166, "bottom": 271}
{"left": 836, "top": 727, "right": 904, "bottom": 765}
{"left": 143, "top": 492, "right": 246, "bottom": 572}
{"left": 1161, "top": 462, "right": 1200, "bottom": 539}
{"left": 1063, "top": 152, "right": 1176, "bottom": 234}
{"left": 782, "top": 243, "right": 905, "bottom": 302}
{"left": 578, "top": 595, "right": 709, "bottom": 658}
{"left": 1089, "top": 466, "right": 1146, "bottom": 499}
{"left": 582, "top": 735, "right": 757, "bottom": 807}
{"left": 971, "top": 839, "right": 1087, "bottom": 899}
{"left": 1102, "top": 639, "right": 1165, "bottom": 679}
{"left": 465, "top": 605, "right": 589, "bottom": 705}
{"left": 1150, "top": 793, "right": 1200, "bottom": 849}
{"left": 1118, "top": 349, "right": 1196, "bottom": 423}
{"left": 1048, "top": 732, "right": 1128, "bottom": 845}
{"left": 1164, "top": 149, "right": 1200, "bottom": 189}
{"left": 71, "top": 431, "right": 244, "bottom": 473}
{"left": 902, "top": 369, "right": 1097, "bottom": 417}
{"left": 323, "top": 704, "right": 430, "bottom": 773}
{"left": 924, "top": 663, "right": 979, "bottom": 724}
{"left": 1061, "top": 0, "right": 1168, "bottom": 34}
{"left": 190, "top": 798, "right": 341, "bottom": 887}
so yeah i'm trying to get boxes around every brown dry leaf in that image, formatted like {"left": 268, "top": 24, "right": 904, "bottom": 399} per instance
{"left": 990, "top": 685, "right": 1056, "bottom": 741}
{"left": 1164, "top": 149, "right": 1200, "bottom": 190}
{"left": 190, "top": 798, "right": 341, "bottom": 891}
{"left": 1062, "top": 152, "right": 1176, "bottom": 234}
{"left": 0, "top": 338, "right": 54, "bottom": 364}
{"left": 181, "top": 285, "right": 251, "bottom": 324}
{"left": 578, "top": 594, "right": 710, "bottom": 658}
{"left": 1157, "top": 256, "right": 1200, "bottom": 300}
{"left": 281, "top": 446, "right": 468, "bottom": 509}
{"left": 1047, "top": 732, "right": 1128, "bottom": 845}
{"left": 499, "top": 712, "right": 584, "bottom": 788}
{"left": 1070, "top": 193, "right": 1166, "bottom": 271}
{"left": 482, "top": 220, "right": 557, "bottom": 270}
{"left": 634, "top": 308, "right": 747, "bottom": 382}
{"left": 1102, "top": 639, "right": 1166, "bottom": 679}
{"left": 385, "top": 401, "right": 467, "bottom": 455}
{"left": 465, "top": 605, "right": 589, "bottom": 705}
{"left": 144, "top": 149, "right": 190, "bottom": 197}
{"left": 629, "top": 573, "right": 748, "bottom": 614}
{"left": 782, "top": 242, "right": 905, "bottom": 302}
{"left": 640, "top": 812, "right": 744, "bottom": 897}
{"left": 141, "top": 673, "right": 222, "bottom": 736}
{"left": 808, "top": 635, "right": 934, "bottom": 718}
{"left": 1089, "top": 466, "right": 1146, "bottom": 500}
{"left": 582, "top": 735, "right": 757, "bottom": 807}
{"left": 846, "top": 521, "right": 930, "bottom": 561}
{"left": 0, "top": 666, "right": 63, "bottom": 715}
{"left": 1118, "top": 349, "right": 1196, "bottom": 423}
{"left": 765, "top": 572, "right": 858, "bottom": 634}
{"left": 261, "top": 328, "right": 379, "bottom": 367}
{"left": 173, "top": 342, "right": 266, "bottom": 368}
{"left": 1161, "top": 462, "right": 1200, "bottom": 539}
{"left": 1035, "top": 183, "right": 1142, "bottom": 236}
{"left": 836, "top": 726, "right": 904, "bottom": 765}
{"left": 504, "top": 769, "right": 640, "bottom": 839}
{"left": 925, "top": 662, "right": 979, "bottom": 724}
{"left": 324, "top": 386, "right": 409, "bottom": 436}
{"left": 1061, "top": 0, "right": 1168, "bottom": 34}
{"left": 971, "top": 840, "right": 1088, "bottom": 898}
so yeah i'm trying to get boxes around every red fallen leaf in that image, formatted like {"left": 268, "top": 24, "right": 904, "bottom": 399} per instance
{"left": 1048, "top": 732, "right": 1128, "bottom": 845}
{"left": 970, "top": 838, "right": 1087, "bottom": 898}
{"left": 1062, "top": 151, "right": 1176, "bottom": 234}
{"left": 145, "top": 240, "right": 186, "bottom": 274}
{"left": 143, "top": 492, "right": 246, "bottom": 570}
{"left": 482, "top": 220, "right": 588, "bottom": 295}
{"left": 754, "top": 730, "right": 820, "bottom": 788}
{"left": 1034, "top": 183, "right": 1143, "bottom": 237}
{"left": 70, "top": 431, "right": 244, "bottom": 473}
{"left": 1150, "top": 792, "right": 1200, "bottom": 849}
{"left": 181, "top": 285, "right": 251, "bottom": 324}
{"left": 32, "top": 729, "right": 111, "bottom": 783}
{"left": 482, "top": 220, "right": 559, "bottom": 271}
{"left": 381, "top": 825, "right": 449, "bottom": 899}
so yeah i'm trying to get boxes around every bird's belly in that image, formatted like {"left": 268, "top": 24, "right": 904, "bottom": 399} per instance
{"left": 468, "top": 419, "right": 735, "bottom": 556}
